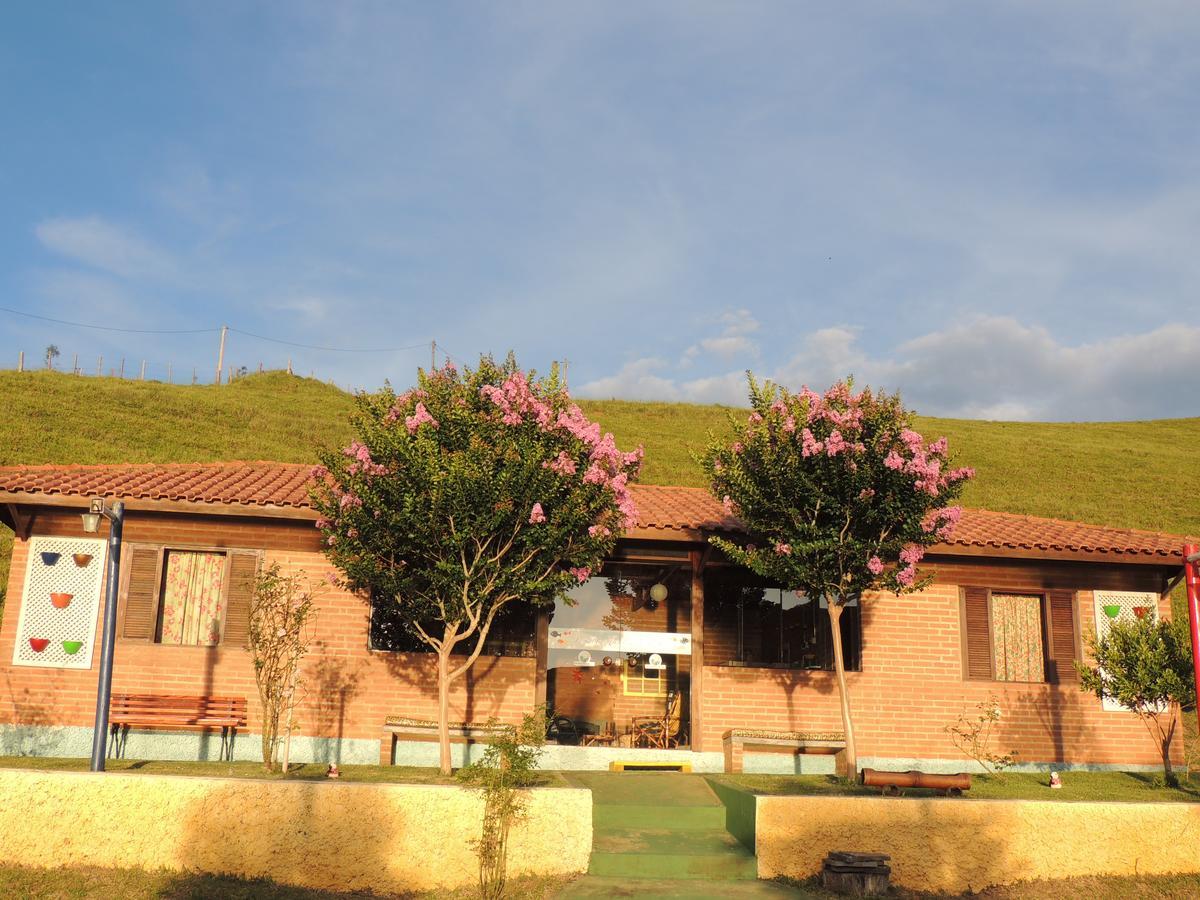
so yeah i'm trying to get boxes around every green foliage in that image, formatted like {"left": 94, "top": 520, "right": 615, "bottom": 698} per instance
{"left": 311, "top": 356, "right": 641, "bottom": 655}
{"left": 457, "top": 708, "right": 548, "bottom": 900}
{"left": 249, "top": 564, "right": 315, "bottom": 773}
{"left": 945, "top": 693, "right": 1018, "bottom": 775}
{"left": 701, "top": 375, "right": 972, "bottom": 603}
{"left": 1078, "top": 616, "right": 1196, "bottom": 783}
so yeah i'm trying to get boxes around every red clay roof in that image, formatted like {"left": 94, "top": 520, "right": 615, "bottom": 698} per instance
{"left": 0, "top": 461, "right": 1191, "bottom": 562}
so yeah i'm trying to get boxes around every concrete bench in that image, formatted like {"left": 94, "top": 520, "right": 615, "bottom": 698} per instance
{"left": 722, "top": 728, "right": 847, "bottom": 774}
{"left": 380, "top": 716, "right": 504, "bottom": 765}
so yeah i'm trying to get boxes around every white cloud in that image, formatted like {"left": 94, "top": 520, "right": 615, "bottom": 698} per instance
{"left": 682, "top": 308, "right": 761, "bottom": 365}
{"left": 581, "top": 317, "right": 1200, "bottom": 421}
{"left": 35, "top": 216, "right": 175, "bottom": 280}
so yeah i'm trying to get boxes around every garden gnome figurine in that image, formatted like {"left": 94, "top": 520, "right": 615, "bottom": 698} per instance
{"left": 327, "top": 763, "right": 340, "bottom": 779}
{"left": 1049, "top": 771, "right": 1062, "bottom": 789}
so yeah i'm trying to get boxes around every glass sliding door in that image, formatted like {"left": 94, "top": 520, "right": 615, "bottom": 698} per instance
{"left": 545, "top": 563, "right": 691, "bottom": 749}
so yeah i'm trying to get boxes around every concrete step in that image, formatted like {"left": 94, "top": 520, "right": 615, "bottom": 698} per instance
{"left": 589, "top": 828, "right": 758, "bottom": 881}
{"left": 593, "top": 802, "right": 728, "bottom": 832}
{"left": 554, "top": 875, "right": 806, "bottom": 898}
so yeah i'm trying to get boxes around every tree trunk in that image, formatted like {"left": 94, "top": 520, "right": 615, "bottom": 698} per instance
{"left": 827, "top": 600, "right": 858, "bottom": 778}
{"left": 438, "top": 647, "right": 453, "bottom": 775}
{"left": 1160, "top": 717, "right": 1177, "bottom": 785}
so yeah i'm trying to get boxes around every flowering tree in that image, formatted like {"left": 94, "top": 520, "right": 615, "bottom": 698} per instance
{"left": 1077, "top": 616, "right": 1194, "bottom": 785}
{"left": 311, "top": 356, "right": 642, "bottom": 773}
{"left": 702, "top": 376, "right": 973, "bottom": 775}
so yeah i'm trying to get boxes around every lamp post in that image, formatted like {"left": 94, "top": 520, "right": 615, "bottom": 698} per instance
{"left": 82, "top": 497, "right": 124, "bottom": 772}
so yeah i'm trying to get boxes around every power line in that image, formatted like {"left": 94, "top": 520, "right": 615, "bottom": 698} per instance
{"left": 0, "top": 305, "right": 217, "bottom": 335}
{"left": 227, "top": 327, "right": 430, "bottom": 354}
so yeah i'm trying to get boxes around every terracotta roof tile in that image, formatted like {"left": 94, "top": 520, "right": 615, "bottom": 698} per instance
{"left": 0, "top": 461, "right": 1191, "bottom": 561}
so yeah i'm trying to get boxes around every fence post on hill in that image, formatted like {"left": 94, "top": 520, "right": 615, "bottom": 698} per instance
{"left": 119, "top": 358, "right": 125, "bottom": 379}
{"left": 139, "top": 360, "right": 146, "bottom": 381}
{"left": 287, "top": 358, "right": 293, "bottom": 375}
{"left": 96, "top": 356, "right": 102, "bottom": 377}
{"left": 192, "top": 367, "right": 197, "bottom": 385}
{"left": 215, "top": 324, "right": 227, "bottom": 385}
{"left": 72, "top": 353, "right": 78, "bottom": 375}
{"left": 17, "top": 350, "right": 23, "bottom": 372}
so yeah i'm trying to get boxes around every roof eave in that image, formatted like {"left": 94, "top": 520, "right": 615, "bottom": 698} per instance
{"left": 0, "top": 491, "right": 319, "bottom": 522}
{"left": 927, "top": 542, "right": 1182, "bottom": 567}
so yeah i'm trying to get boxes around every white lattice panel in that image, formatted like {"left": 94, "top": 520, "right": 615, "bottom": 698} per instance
{"left": 1094, "top": 590, "right": 1159, "bottom": 712}
{"left": 12, "top": 536, "right": 107, "bottom": 670}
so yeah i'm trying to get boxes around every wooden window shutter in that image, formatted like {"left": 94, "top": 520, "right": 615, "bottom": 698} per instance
{"left": 121, "top": 545, "right": 163, "bottom": 641}
{"left": 960, "top": 586, "right": 994, "bottom": 680}
{"left": 222, "top": 551, "right": 260, "bottom": 648}
{"left": 1045, "top": 589, "right": 1079, "bottom": 683}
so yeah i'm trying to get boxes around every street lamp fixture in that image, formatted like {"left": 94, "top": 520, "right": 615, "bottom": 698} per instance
{"left": 82, "top": 497, "right": 124, "bottom": 772}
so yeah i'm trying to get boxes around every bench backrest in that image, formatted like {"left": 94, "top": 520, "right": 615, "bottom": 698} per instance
{"left": 110, "top": 693, "right": 248, "bottom": 725}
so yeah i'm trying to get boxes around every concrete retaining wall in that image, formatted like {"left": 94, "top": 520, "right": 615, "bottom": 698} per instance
{"left": 755, "top": 793, "right": 1200, "bottom": 893}
{"left": 0, "top": 768, "right": 591, "bottom": 893}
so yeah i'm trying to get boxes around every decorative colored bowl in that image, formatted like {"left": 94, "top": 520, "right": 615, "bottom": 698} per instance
{"left": 1103, "top": 604, "right": 1121, "bottom": 619}
{"left": 1133, "top": 606, "right": 1150, "bottom": 619}
{"left": 28, "top": 638, "right": 49, "bottom": 653}
{"left": 61, "top": 640, "right": 83, "bottom": 655}
{"left": 50, "top": 592, "right": 74, "bottom": 609}
{"left": 40, "top": 552, "right": 61, "bottom": 566}
{"left": 72, "top": 553, "right": 93, "bottom": 567}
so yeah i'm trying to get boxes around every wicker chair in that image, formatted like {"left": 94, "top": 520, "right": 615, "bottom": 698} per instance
{"left": 631, "top": 690, "right": 682, "bottom": 749}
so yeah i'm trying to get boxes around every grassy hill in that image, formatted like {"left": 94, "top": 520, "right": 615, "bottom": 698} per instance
{"left": 2, "top": 369, "right": 1198, "bottom": 608}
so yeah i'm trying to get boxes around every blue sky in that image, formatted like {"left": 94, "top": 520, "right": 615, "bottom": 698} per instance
{"left": 2, "top": 2, "right": 1198, "bottom": 420}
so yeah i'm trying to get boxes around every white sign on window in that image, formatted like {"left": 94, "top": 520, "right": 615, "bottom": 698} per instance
{"left": 548, "top": 627, "right": 692, "bottom": 656}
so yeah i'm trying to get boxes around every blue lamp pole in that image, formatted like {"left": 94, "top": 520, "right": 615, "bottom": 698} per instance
{"left": 83, "top": 498, "right": 124, "bottom": 772}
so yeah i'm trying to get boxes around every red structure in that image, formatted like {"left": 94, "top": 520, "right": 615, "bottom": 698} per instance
{"left": 1184, "top": 543, "right": 1200, "bottom": 735}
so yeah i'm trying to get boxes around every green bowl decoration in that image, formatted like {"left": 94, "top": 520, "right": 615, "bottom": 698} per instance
{"left": 1103, "top": 604, "right": 1121, "bottom": 619}
{"left": 62, "top": 640, "right": 83, "bottom": 655}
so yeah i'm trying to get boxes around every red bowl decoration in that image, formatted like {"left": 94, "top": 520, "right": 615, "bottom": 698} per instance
{"left": 29, "top": 638, "right": 49, "bottom": 653}
{"left": 50, "top": 592, "right": 73, "bottom": 609}
{"left": 1133, "top": 606, "right": 1150, "bottom": 619}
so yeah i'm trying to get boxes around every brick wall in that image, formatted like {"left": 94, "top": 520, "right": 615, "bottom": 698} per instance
{"left": 700, "top": 556, "right": 1181, "bottom": 766}
{"left": 0, "top": 507, "right": 1182, "bottom": 767}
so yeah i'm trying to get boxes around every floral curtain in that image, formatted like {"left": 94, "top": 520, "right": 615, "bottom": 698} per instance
{"left": 160, "top": 551, "right": 226, "bottom": 646}
{"left": 991, "top": 593, "right": 1044, "bottom": 682}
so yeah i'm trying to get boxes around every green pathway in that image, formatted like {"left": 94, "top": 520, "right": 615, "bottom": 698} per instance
{"left": 558, "top": 772, "right": 785, "bottom": 892}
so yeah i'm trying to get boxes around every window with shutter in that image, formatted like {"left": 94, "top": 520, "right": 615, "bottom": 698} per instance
{"left": 222, "top": 552, "right": 259, "bottom": 648}
{"left": 960, "top": 586, "right": 994, "bottom": 680}
{"left": 1045, "top": 589, "right": 1079, "bottom": 683}
{"left": 121, "top": 545, "right": 163, "bottom": 641}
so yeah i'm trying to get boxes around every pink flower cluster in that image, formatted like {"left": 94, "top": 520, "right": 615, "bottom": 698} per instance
{"left": 569, "top": 567, "right": 591, "bottom": 583}
{"left": 588, "top": 524, "right": 611, "bottom": 539}
{"left": 338, "top": 492, "right": 362, "bottom": 511}
{"left": 480, "top": 371, "right": 555, "bottom": 428}
{"left": 867, "top": 556, "right": 884, "bottom": 575}
{"left": 543, "top": 450, "right": 578, "bottom": 476}
{"left": 384, "top": 389, "right": 428, "bottom": 424}
{"left": 529, "top": 503, "right": 547, "bottom": 524}
{"left": 774, "top": 542, "right": 792, "bottom": 556}
{"left": 922, "top": 504, "right": 963, "bottom": 540}
{"left": 342, "top": 441, "right": 388, "bottom": 477}
{"left": 405, "top": 402, "right": 439, "bottom": 435}
{"left": 895, "top": 544, "right": 924, "bottom": 586}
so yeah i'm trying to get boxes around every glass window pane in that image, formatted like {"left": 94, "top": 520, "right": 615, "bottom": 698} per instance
{"left": 991, "top": 593, "right": 1045, "bottom": 682}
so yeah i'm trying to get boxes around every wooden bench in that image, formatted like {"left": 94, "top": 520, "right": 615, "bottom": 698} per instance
{"left": 380, "top": 716, "right": 505, "bottom": 765}
{"left": 109, "top": 693, "right": 247, "bottom": 761}
{"left": 722, "top": 728, "right": 848, "bottom": 774}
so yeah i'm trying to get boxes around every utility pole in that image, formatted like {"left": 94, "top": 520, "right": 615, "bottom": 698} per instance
{"left": 97, "top": 356, "right": 103, "bottom": 377}
{"left": 430, "top": 339, "right": 437, "bottom": 370}
{"left": 215, "top": 324, "right": 228, "bottom": 385}
{"left": 72, "top": 353, "right": 78, "bottom": 375}
{"left": 119, "top": 358, "right": 125, "bottom": 379}
{"left": 287, "top": 358, "right": 293, "bottom": 375}
{"left": 17, "top": 350, "right": 23, "bottom": 372}
{"left": 167, "top": 362, "right": 173, "bottom": 384}
{"left": 562, "top": 358, "right": 570, "bottom": 390}
{"left": 192, "top": 367, "right": 197, "bottom": 385}
{"left": 139, "top": 360, "right": 146, "bottom": 381}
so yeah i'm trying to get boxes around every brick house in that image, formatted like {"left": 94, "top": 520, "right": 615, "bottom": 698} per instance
{"left": 0, "top": 462, "right": 1191, "bottom": 773}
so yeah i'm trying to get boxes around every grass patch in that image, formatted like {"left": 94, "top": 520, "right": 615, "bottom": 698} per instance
{"left": 712, "top": 770, "right": 1200, "bottom": 803}
{"left": 0, "top": 862, "right": 571, "bottom": 899}
{"left": 0, "top": 755, "right": 570, "bottom": 788}
{"left": 781, "top": 871, "right": 1200, "bottom": 899}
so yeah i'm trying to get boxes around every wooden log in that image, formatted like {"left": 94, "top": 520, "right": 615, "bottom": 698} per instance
{"left": 860, "top": 768, "right": 971, "bottom": 792}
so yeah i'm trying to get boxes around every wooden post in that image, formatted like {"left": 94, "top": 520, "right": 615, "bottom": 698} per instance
{"left": 534, "top": 609, "right": 550, "bottom": 711}
{"left": 97, "top": 356, "right": 103, "bottom": 377}
{"left": 258, "top": 361, "right": 263, "bottom": 374}
{"left": 430, "top": 339, "right": 436, "bottom": 370}
{"left": 192, "top": 367, "right": 197, "bottom": 385}
{"left": 215, "top": 324, "right": 227, "bottom": 385}
{"left": 72, "top": 353, "right": 78, "bottom": 374}
{"left": 167, "top": 362, "right": 173, "bottom": 384}
{"left": 139, "top": 360, "right": 146, "bottom": 381}
{"left": 17, "top": 350, "right": 23, "bottom": 372}
{"left": 287, "top": 357, "right": 293, "bottom": 375}
{"left": 690, "top": 548, "right": 707, "bottom": 753}
{"left": 119, "top": 358, "right": 125, "bottom": 379}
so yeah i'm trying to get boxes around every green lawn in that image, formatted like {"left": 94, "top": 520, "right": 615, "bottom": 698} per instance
{"left": 713, "top": 770, "right": 1200, "bottom": 803}
{"left": 0, "top": 755, "right": 570, "bottom": 787}
{"left": 783, "top": 871, "right": 1200, "bottom": 899}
